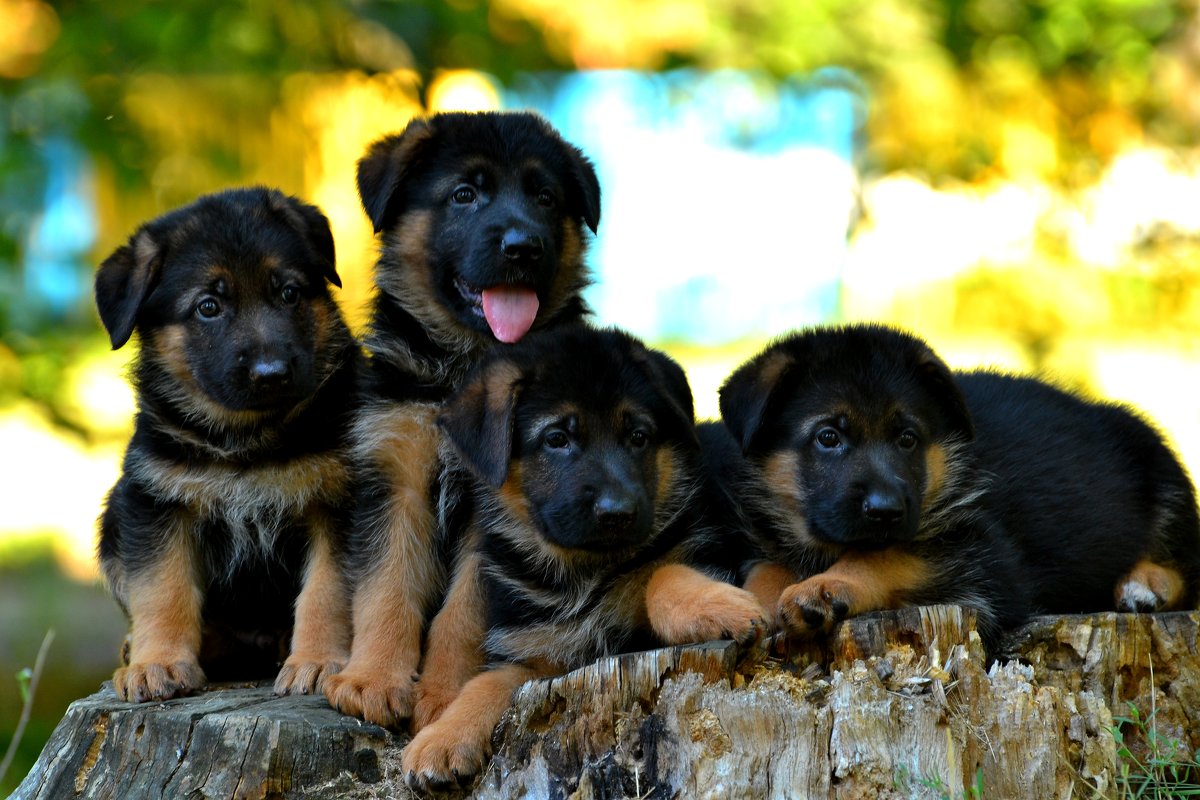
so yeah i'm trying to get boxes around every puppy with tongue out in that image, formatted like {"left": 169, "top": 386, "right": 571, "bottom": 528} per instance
{"left": 325, "top": 111, "right": 601, "bottom": 731}
{"left": 355, "top": 110, "right": 601, "bottom": 362}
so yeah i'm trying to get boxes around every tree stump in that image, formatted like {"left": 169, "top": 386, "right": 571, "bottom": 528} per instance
{"left": 15, "top": 608, "right": 1200, "bottom": 799}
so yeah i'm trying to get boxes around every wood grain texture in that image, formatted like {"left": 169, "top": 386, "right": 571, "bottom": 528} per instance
{"left": 12, "top": 683, "right": 410, "bottom": 800}
{"left": 16, "top": 609, "right": 1200, "bottom": 799}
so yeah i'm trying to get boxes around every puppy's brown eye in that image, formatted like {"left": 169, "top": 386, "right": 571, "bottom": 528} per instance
{"left": 544, "top": 430, "right": 569, "bottom": 449}
{"left": 536, "top": 189, "right": 555, "bottom": 208}
{"left": 629, "top": 429, "right": 648, "bottom": 448}
{"left": 897, "top": 430, "right": 918, "bottom": 450}
{"left": 281, "top": 285, "right": 300, "bottom": 305}
{"left": 197, "top": 298, "right": 221, "bottom": 319}
{"left": 452, "top": 186, "right": 476, "bottom": 204}
{"left": 816, "top": 428, "right": 841, "bottom": 449}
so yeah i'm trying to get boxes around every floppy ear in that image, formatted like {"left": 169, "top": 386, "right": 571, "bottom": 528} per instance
{"left": 268, "top": 190, "right": 340, "bottom": 287}
{"left": 356, "top": 117, "right": 435, "bottom": 234}
{"left": 631, "top": 342, "right": 697, "bottom": 447}
{"left": 94, "top": 229, "right": 165, "bottom": 350}
{"left": 914, "top": 347, "right": 975, "bottom": 441}
{"left": 438, "top": 359, "right": 525, "bottom": 488}
{"left": 566, "top": 144, "right": 601, "bottom": 235}
{"left": 718, "top": 348, "right": 797, "bottom": 453}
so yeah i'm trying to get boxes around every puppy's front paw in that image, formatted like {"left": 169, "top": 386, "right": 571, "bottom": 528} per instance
{"left": 324, "top": 668, "right": 417, "bottom": 728}
{"left": 274, "top": 654, "right": 345, "bottom": 697}
{"left": 667, "top": 584, "right": 769, "bottom": 646}
{"left": 402, "top": 719, "right": 490, "bottom": 792}
{"left": 647, "top": 564, "right": 768, "bottom": 646}
{"left": 113, "top": 660, "right": 206, "bottom": 703}
{"left": 778, "top": 576, "right": 857, "bottom": 636}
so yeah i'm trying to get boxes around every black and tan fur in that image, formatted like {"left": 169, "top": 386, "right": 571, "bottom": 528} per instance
{"left": 95, "top": 187, "right": 360, "bottom": 702}
{"left": 719, "top": 324, "right": 1200, "bottom": 649}
{"left": 324, "top": 111, "right": 603, "bottom": 727}
{"left": 402, "top": 326, "right": 765, "bottom": 790}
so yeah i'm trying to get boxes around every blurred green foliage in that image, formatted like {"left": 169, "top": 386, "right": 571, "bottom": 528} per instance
{"left": 2, "top": 0, "right": 1198, "bottom": 429}
{"left": 19, "top": 1, "right": 557, "bottom": 183}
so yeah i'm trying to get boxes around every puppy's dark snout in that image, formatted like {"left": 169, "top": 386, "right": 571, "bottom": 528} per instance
{"left": 594, "top": 493, "right": 637, "bottom": 532}
{"left": 250, "top": 358, "right": 291, "bottom": 387}
{"left": 862, "top": 489, "right": 905, "bottom": 523}
{"left": 501, "top": 229, "right": 544, "bottom": 262}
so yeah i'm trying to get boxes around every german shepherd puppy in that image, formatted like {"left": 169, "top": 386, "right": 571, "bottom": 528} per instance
{"left": 95, "top": 187, "right": 360, "bottom": 702}
{"left": 720, "top": 324, "right": 1200, "bottom": 648}
{"left": 401, "top": 326, "right": 766, "bottom": 790}
{"left": 324, "top": 112, "right": 602, "bottom": 727}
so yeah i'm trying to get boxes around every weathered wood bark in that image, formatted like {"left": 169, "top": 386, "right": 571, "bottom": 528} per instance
{"left": 16, "top": 608, "right": 1200, "bottom": 799}
{"left": 10, "top": 683, "right": 411, "bottom": 799}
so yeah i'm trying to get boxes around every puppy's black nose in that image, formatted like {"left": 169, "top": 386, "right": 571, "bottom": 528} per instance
{"left": 250, "top": 358, "right": 291, "bottom": 387}
{"left": 594, "top": 494, "right": 637, "bottom": 533}
{"left": 501, "top": 229, "right": 544, "bottom": 261}
{"left": 862, "top": 490, "right": 904, "bottom": 523}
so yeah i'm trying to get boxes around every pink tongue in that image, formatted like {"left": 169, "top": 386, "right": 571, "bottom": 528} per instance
{"left": 481, "top": 286, "right": 540, "bottom": 343}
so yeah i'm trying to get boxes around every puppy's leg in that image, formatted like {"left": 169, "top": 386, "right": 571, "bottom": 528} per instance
{"left": 403, "top": 662, "right": 553, "bottom": 792}
{"left": 275, "top": 515, "right": 350, "bottom": 695}
{"left": 778, "top": 549, "right": 930, "bottom": 635}
{"left": 413, "top": 546, "right": 485, "bottom": 732}
{"left": 742, "top": 561, "right": 799, "bottom": 629}
{"left": 114, "top": 525, "right": 206, "bottom": 702}
{"left": 645, "top": 563, "right": 767, "bottom": 646}
{"left": 323, "top": 506, "right": 434, "bottom": 726}
{"left": 1115, "top": 559, "right": 1187, "bottom": 612}
{"left": 324, "top": 404, "right": 442, "bottom": 728}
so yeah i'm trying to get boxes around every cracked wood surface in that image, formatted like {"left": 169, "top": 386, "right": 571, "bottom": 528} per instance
{"left": 15, "top": 609, "right": 1200, "bottom": 799}
{"left": 11, "top": 684, "right": 406, "bottom": 799}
